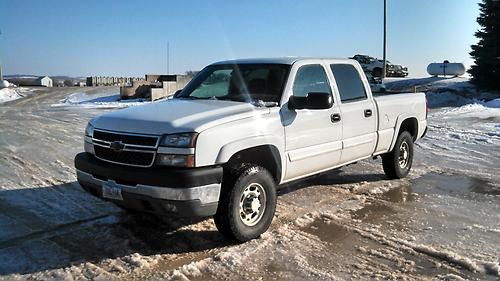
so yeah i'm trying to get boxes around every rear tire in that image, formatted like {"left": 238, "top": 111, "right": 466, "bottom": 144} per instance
{"left": 382, "top": 132, "right": 414, "bottom": 179}
{"left": 214, "top": 165, "right": 276, "bottom": 242}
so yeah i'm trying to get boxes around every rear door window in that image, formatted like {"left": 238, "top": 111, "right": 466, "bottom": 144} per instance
{"left": 330, "top": 64, "right": 367, "bottom": 102}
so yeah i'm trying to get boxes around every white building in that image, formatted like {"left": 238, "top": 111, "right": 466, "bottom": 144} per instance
{"left": 35, "top": 76, "right": 53, "bottom": 87}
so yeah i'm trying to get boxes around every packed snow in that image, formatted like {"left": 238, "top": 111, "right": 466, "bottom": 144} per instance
{"left": 0, "top": 87, "right": 32, "bottom": 104}
{"left": 0, "top": 78, "right": 499, "bottom": 280}
{"left": 384, "top": 77, "right": 475, "bottom": 94}
{"left": 51, "top": 92, "right": 152, "bottom": 109}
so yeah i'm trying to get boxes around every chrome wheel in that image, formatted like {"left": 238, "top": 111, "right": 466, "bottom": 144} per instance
{"left": 239, "top": 183, "right": 266, "bottom": 226}
{"left": 398, "top": 141, "right": 410, "bottom": 168}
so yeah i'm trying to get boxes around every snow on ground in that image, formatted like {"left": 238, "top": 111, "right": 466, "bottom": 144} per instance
{"left": 0, "top": 88, "right": 32, "bottom": 104}
{"left": 0, "top": 81, "right": 499, "bottom": 280}
{"left": 385, "top": 76, "right": 499, "bottom": 107}
{"left": 384, "top": 77, "right": 500, "bottom": 185}
{"left": 51, "top": 92, "right": 152, "bottom": 109}
{"left": 384, "top": 77, "right": 475, "bottom": 92}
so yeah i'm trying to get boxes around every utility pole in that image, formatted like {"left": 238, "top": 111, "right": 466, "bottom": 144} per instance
{"left": 167, "top": 41, "right": 170, "bottom": 75}
{"left": 0, "top": 29, "right": 3, "bottom": 81}
{"left": 382, "top": 0, "right": 387, "bottom": 80}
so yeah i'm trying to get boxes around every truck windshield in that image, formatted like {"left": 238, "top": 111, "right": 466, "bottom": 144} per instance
{"left": 176, "top": 64, "right": 291, "bottom": 105}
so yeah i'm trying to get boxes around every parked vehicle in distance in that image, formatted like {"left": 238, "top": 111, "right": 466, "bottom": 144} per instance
{"left": 351, "top": 54, "right": 408, "bottom": 77}
{"left": 75, "top": 58, "right": 427, "bottom": 242}
{"left": 365, "top": 72, "right": 386, "bottom": 93}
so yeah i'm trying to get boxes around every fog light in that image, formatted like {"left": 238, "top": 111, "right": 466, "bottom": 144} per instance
{"left": 162, "top": 203, "right": 178, "bottom": 213}
{"left": 156, "top": 154, "right": 195, "bottom": 167}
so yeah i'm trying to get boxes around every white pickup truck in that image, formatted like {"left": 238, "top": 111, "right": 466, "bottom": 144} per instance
{"left": 75, "top": 58, "right": 427, "bottom": 241}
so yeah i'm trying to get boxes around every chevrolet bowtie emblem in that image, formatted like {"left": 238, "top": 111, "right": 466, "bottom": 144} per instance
{"left": 109, "top": 141, "right": 125, "bottom": 152}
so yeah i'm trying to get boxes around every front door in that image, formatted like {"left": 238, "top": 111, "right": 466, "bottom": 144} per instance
{"left": 281, "top": 62, "right": 342, "bottom": 181}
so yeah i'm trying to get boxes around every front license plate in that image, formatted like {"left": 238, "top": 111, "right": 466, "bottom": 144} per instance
{"left": 102, "top": 182, "right": 123, "bottom": 201}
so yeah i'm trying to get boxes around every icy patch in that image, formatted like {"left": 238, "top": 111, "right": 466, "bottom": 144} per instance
{"left": 51, "top": 92, "right": 151, "bottom": 108}
{"left": 0, "top": 88, "right": 32, "bottom": 104}
{"left": 356, "top": 228, "right": 482, "bottom": 273}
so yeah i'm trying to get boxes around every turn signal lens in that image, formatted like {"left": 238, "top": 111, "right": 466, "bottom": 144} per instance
{"left": 156, "top": 154, "right": 195, "bottom": 167}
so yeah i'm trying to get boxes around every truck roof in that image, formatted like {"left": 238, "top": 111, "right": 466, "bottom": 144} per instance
{"left": 211, "top": 57, "right": 355, "bottom": 66}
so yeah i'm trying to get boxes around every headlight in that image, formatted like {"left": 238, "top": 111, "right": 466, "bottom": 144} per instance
{"left": 85, "top": 123, "right": 94, "bottom": 137}
{"left": 160, "top": 133, "right": 198, "bottom": 148}
{"left": 157, "top": 133, "right": 197, "bottom": 167}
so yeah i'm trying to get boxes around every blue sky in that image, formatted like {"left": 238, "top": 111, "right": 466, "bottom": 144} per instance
{"left": 0, "top": 0, "right": 480, "bottom": 77}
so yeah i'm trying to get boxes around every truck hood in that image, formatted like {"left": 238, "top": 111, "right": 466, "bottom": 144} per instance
{"left": 91, "top": 99, "right": 269, "bottom": 135}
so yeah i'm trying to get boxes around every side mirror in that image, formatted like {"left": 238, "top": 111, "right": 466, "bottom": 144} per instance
{"left": 288, "top": 96, "right": 307, "bottom": 110}
{"left": 288, "top": 92, "right": 333, "bottom": 110}
{"left": 307, "top": 92, "right": 333, "bottom": 109}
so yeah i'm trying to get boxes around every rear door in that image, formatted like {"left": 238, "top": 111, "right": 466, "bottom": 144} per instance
{"left": 281, "top": 61, "right": 342, "bottom": 181}
{"left": 329, "top": 63, "right": 377, "bottom": 163}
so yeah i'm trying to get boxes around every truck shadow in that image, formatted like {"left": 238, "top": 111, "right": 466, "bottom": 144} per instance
{"left": 0, "top": 182, "right": 233, "bottom": 276}
{"left": 278, "top": 168, "right": 387, "bottom": 196}
{"left": 0, "top": 168, "right": 385, "bottom": 276}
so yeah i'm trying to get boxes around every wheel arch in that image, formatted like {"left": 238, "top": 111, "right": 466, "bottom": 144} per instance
{"left": 215, "top": 135, "right": 284, "bottom": 184}
{"left": 221, "top": 144, "right": 283, "bottom": 185}
{"left": 388, "top": 115, "right": 419, "bottom": 151}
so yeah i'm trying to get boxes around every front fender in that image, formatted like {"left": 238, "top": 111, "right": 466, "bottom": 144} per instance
{"left": 215, "top": 135, "right": 283, "bottom": 164}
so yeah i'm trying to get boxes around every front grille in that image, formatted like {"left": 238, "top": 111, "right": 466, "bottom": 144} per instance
{"left": 92, "top": 130, "right": 159, "bottom": 167}
{"left": 94, "top": 146, "right": 155, "bottom": 167}
{"left": 93, "top": 130, "right": 158, "bottom": 147}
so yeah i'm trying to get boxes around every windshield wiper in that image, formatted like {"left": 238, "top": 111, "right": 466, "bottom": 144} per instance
{"left": 179, "top": 96, "right": 216, "bottom": 100}
{"left": 251, "top": 100, "right": 279, "bottom": 107}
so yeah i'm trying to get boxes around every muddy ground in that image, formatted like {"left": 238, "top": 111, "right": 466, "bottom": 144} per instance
{"left": 0, "top": 86, "right": 498, "bottom": 280}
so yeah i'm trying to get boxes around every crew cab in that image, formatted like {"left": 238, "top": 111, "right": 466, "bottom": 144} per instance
{"left": 75, "top": 58, "right": 427, "bottom": 241}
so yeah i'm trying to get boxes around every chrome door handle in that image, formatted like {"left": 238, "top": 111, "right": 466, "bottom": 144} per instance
{"left": 331, "top": 113, "right": 341, "bottom": 123}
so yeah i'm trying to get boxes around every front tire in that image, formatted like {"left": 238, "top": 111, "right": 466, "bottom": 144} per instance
{"left": 382, "top": 132, "right": 414, "bottom": 179}
{"left": 214, "top": 165, "right": 277, "bottom": 242}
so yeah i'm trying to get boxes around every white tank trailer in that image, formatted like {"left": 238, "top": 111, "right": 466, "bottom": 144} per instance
{"left": 427, "top": 61, "right": 466, "bottom": 77}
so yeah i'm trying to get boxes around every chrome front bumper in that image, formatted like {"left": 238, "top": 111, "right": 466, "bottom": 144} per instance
{"left": 76, "top": 169, "right": 221, "bottom": 205}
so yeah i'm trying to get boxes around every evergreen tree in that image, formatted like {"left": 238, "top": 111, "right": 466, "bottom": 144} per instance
{"left": 469, "top": 0, "right": 500, "bottom": 90}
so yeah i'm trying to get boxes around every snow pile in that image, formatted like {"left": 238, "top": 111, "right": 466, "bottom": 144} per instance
{"left": 433, "top": 99, "right": 500, "bottom": 120}
{"left": 384, "top": 77, "right": 475, "bottom": 94}
{"left": 426, "top": 91, "right": 476, "bottom": 108}
{"left": 385, "top": 77, "right": 500, "bottom": 108}
{"left": 0, "top": 87, "right": 31, "bottom": 104}
{"left": 0, "top": 80, "right": 9, "bottom": 88}
{"left": 52, "top": 92, "right": 151, "bottom": 109}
